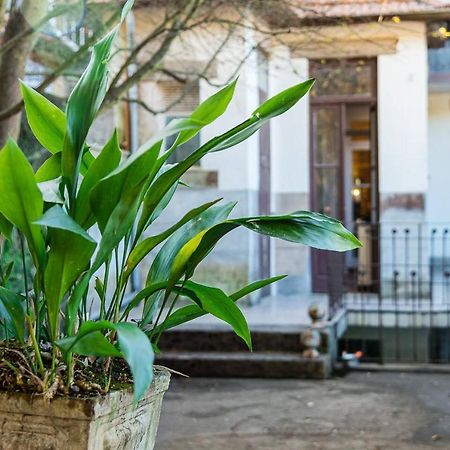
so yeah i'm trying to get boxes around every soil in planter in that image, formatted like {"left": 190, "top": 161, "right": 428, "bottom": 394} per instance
{"left": 0, "top": 342, "right": 135, "bottom": 399}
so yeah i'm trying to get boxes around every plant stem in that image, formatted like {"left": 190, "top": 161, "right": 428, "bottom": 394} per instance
{"left": 19, "top": 233, "right": 30, "bottom": 314}
{"left": 26, "top": 315, "right": 44, "bottom": 376}
{"left": 100, "top": 257, "right": 111, "bottom": 320}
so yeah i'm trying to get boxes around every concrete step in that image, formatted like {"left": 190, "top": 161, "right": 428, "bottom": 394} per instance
{"left": 157, "top": 326, "right": 329, "bottom": 354}
{"left": 156, "top": 351, "right": 330, "bottom": 379}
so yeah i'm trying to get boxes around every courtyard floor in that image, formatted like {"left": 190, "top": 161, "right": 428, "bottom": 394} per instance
{"left": 156, "top": 371, "right": 450, "bottom": 450}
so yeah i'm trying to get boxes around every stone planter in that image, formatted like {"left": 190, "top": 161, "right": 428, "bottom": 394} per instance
{"left": 0, "top": 369, "right": 170, "bottom": 450}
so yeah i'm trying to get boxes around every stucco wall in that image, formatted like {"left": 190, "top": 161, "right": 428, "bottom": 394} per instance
{"left": 427, "top": 92, "right": 450, "bottom": 224}
{"left": 378, "top": 21, "right": 428, "bottom": 221}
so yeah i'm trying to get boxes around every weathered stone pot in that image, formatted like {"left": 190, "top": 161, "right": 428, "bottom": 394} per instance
{"left": 0, "top": 369, "right": 170, "bottom": 450}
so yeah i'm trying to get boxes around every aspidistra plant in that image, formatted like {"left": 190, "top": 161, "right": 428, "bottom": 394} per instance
{"left": 0, "top": 0, "right": 361, "bottom": 400}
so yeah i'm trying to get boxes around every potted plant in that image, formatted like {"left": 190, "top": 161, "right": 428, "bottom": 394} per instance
{"left": 0, "top": 1, "right": 360, "bottom": 448}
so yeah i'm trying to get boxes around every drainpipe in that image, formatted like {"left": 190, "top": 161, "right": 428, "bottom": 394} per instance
{"left": 124, "top": 10, "right": 142, "bottom": 294}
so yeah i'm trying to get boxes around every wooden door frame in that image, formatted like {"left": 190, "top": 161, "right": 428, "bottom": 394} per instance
{"left": 309, "top": 58, "right": 379, "bottom": 293}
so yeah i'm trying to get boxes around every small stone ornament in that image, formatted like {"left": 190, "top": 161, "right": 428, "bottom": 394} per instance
{"left": 300, "top": 303, "right": 325, "bottom": 358}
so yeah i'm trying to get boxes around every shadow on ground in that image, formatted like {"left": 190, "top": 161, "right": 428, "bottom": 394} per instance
{"left": 156, "top": 372, "right": 450, "bottom": 450}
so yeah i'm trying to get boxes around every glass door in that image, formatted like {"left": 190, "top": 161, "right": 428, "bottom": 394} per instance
{"left": 311, "top": 104, "right": 344, "bottom": 292}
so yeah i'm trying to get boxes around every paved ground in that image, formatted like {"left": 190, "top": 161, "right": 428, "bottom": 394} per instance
{"left": 156, "top": 372, "right": 450, "bottom": 450}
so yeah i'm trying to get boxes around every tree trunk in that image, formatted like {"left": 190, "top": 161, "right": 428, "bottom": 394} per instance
{"left": 0, "top": 1, "right": 47, "bottom": 147}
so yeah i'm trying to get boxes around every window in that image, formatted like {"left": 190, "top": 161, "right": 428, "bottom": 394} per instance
{"left": 310, "top": 59, "right": 375, "bottom": 98}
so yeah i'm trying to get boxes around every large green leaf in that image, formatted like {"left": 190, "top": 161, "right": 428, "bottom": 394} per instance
{"left": 152, "top": 276, "right": 285, "bottom": 335}
{"left": 178, "top": 281, "right": 252, "bottom": 350}
{"left": 0, "top": 140, "right": 44, "bottom": 266}
{"left": 142, "top": 202, "right": 235, "bottom": 324}
{"left": 0, "top": 287, "right": 25, "bottom": 343}
{"left": 20, "top": 82, "right": 66, "bottom": 154}
{"left": 168, "top": 211, "right": 361, "bottom": 287}
{"left": 58, "top": 330, "right": 122, "bottom": 358}
{"left": 137, "top": 79, "right": 314, "bottom": 234}
{"left": 44, "top": 228, "right": 96, "bottom": 340}
{"left": 124, "top": 199, "right": 221, "bottom": 278}
{"left": 62, "top": 0, "right": 135, "bottom": 196}
{"left": 56, "top": 319, "right": 153, "bottom": 402}
{"left": 90, "top": 119, "right": 202, "bottom": 232}
{"left": 90, "top": 142, "right": 159, "bottom": 231}
{"left": 91, "top": 182, "right": 143, "bottom": 273}
{"left": 62, "top": 29, "right": 117, "bottom": 194}
{"left": 35, "top": 205, "right": 95, "bottom": 243}
{"left": 75, "top": 130, "right": 122, "bottom": 228}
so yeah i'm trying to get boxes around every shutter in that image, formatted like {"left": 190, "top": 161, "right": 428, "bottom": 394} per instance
{"left": 160, "top": 81, "right": 200, "bottom": 113}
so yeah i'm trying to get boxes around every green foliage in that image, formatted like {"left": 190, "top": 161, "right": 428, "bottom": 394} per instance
{"left": 0, "top": 0, "right": 360, "bottom": 401}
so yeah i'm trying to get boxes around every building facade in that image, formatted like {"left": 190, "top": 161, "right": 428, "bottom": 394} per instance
{"left": 130, "top": 1, "right": 450, "bottom": 303}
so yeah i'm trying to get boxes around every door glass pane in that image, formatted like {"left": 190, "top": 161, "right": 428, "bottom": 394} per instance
{"left": 310, "top": 59, "right": 374, "bottom": 98}
{"left": 314, "top": 108, "right": 340, "bottom": 164}
{"left": 314, "top": 167, "right": 339, "bottom": 217}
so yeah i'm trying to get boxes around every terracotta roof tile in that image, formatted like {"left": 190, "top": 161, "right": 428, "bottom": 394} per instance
{"left": 290, "top": 0, "right": 450, "bottom": 19}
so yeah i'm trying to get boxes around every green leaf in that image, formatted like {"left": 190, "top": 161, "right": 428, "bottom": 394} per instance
{"left": 35, "top": 153, "right": 62, "bottom": 182}
{"left": 0, "top": 213, "right": 13, "bottom": 240}
{"left": 238, "top": 211, "right": 362, "bottom": 251}
{"left": 168, "top": 211, "right": 361, "bottom": 287}
{"left": 91, "top": 182, "right": 143, "bottom": 273}
{"left": 62, "top": 28, "right": 118, "bottom": 195}
{"left": 179, "top": 281, "right": 252, "bottom": 350}
{"left": 0, "top": 139, "right": 44, "bottom": 266}
{"left": 90, "top": 142, "right": 159, "bottom": 231}
{"left": 175, "top": 79, "right": 238, "bottom": 146}
{"left": 137, "top": 79, "right": 314, "bottom": 233}
{"left": 0, "top": 287, "right": 25, "bottom": 343}
{"left": 91, "top": 119, "right": 201, "bottom": 233}
{"left": 20, "top": 82, "right": 66, "bottom": 154}
{"left": 35, "top": 205, "right": 95, "bottom": 243}
{"left": 57, "top": 319, "right": 153, "bottom": 402}
{"left": 75, "top": 130, "right": 122, "bottom": 228}
{"left": 58, "top": 331, "right": 122, "bottom": 358}
{"left": 252, "top": 79, "right": 315, "bottom": 120}
{"left": 152, "top": 276, "right": 285, "bottom": 334}
{"left": 115, "top": 322, "right": 154, "bottom": 402}
{"left": 45, "top": 229, "right": 96, "bottom": 340}
{"left": 125, "top": 199, "right": 221, "bottom": 278}
{"left": 142, "top": 202, "right": 235, "bottom": 324}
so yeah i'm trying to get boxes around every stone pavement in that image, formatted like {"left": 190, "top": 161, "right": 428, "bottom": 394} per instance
{"left": 156, "top": 372, "right": 450, "bottom": 450}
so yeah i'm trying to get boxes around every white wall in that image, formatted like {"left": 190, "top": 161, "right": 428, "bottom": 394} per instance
{"left": 269, "top": 49, "right": 310, "bottom": 196}
{"left": 427, "top": 93, "right": 450, "bottom": 223}
{"left": 378, "top": 22, "right": 428, "bottom": 195}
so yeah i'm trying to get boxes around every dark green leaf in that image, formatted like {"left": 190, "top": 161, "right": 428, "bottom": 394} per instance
{"left": 179, "top": 281, "right": 252, "bottom": 350}
{"left": 45, "top": 229, "right": 96, "bottom": 340}
{"left": 152, "top": 276, "right": 285, "bottom": 334}
{"left": 0, "top": 213, "right": 13, "bottom": 240}
{"left": 75, "top": 130, "right": 122, "bottom": 228}
{"left": 169, "top": 211, "right": 361, "bottom": 286}
{"left": 0, "top": 287, "right": 25, "bottom": 343}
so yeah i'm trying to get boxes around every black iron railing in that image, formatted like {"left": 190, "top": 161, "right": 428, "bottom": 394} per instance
{"left": 328, "top": 222, "right": 450, "bottom": 363}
